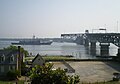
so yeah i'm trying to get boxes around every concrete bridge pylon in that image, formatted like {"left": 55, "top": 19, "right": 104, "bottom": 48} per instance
{"left": 90, "top": 41, "right": 96, "bottom": 55}
{"left": 99, "top": 43, "right": 110, "bottom": 56}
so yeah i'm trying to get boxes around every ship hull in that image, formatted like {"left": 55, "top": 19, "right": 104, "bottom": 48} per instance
{"left": 11, "top": 42, "right": 52, "bottom": 45}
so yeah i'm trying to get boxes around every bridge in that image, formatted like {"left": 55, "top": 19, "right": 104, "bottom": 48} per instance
{"left": 61, "top": 31, "right": 120, "bottom": 57}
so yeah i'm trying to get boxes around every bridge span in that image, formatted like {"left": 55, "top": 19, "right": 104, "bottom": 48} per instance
{"left": 61, "top": 32, "right": 120, "bottom": 58}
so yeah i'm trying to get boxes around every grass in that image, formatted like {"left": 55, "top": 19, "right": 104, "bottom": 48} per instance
{"left": 0, "top": 79, "right": 119, "bottom": 84}
{"left": 25, "top": 55, "right": 74, "bottom": 62}
{"left": 0, "top": 80, "right": 24, "bottom": 84}
{"left": 80, "top": 81, "right": 120, "bottom": 84}
{"left": 25, "top": 56, "right": 35, "bottom": 61}
{"left": 43, "top": 56, "right": 73, "bottom": 60}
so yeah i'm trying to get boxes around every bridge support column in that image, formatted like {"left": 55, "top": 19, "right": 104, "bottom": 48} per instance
{"left": 75, "top": 36, "right": 84, "bottom": 45}
{"left": 79, "top": 37, "right": 84, "bottom": 45}
{"left": 117, "top": 47, "right": 120, "bottom": 60}
{"left": 84, "top": 38, "right": 89, "bottom": 46}
{"left": 99, "top": 43, "right": 110, "bottom": 56}
{"left": 90, "top": 42, "right": 96, "bottom": 55}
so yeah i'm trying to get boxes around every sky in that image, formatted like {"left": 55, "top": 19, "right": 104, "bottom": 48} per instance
{"left": 0, "top": 0, "right": 120, "bottom": 38}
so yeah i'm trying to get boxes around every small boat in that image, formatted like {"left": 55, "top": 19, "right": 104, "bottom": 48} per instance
{"left": 11, "top": 35, "right": 53, "bottom": 45}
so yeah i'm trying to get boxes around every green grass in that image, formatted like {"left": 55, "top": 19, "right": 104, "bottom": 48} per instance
{"left": 0, "top": 80, "right": 119, "bottom": 84}
{"left": 43, "top": 56, "right": 73, "bottom": 60}
{"left": 25, "top": 56, "right": 35, "bottom": 61}
{"left": 0, "top": 80, "right": 24, "bottom": 84}
{"left": 25, "top": 55, "right": 74, "bottom": 61}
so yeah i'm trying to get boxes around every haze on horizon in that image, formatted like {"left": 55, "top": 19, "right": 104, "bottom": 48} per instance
{"left": 0, "top": 0, "right": 120, "bottom": 38}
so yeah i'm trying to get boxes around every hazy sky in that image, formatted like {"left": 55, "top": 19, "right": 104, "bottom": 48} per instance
{"left": 0, "top": 0, "right": 120, "bottom": 38}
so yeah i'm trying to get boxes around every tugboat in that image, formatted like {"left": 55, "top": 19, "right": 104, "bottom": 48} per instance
{"left": 11, "top": 35, "right": 53, "bottom": 45}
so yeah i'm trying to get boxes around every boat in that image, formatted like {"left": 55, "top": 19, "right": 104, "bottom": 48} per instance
{"left": 11, "top": 36, "right": 53, "bottom": 45}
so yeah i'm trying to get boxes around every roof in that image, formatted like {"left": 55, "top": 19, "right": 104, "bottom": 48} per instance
{"left": 32, "top": 54, "right": 44, "bottom": 63}
{"left": 0, "top": 50, "right": 18, "bottom": 56}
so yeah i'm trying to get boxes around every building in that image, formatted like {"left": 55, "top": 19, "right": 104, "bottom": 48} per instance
{"left": 0, "top": 46, "right": 23, "bottom": 76}
{"left": 31, "top": 54, "right": 45, "bottom": 67}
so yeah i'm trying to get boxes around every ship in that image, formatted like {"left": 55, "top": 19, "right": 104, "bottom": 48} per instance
{"left": 11, "top": 35, "right": 53, "bottom": 45}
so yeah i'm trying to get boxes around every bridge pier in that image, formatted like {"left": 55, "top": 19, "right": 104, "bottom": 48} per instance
{"left": 117, "top": 47, "right": 120, "bottom": 60}
{"left": 75, "top": 36, "right": 84, "bottom": 45}
{"left": 84, "top": 38, "right": 89, "bottom": 46}
{"left": 118, "top": 47, "right": 120, "bottom": 54}
{"left": 90, "top": 42, "right": 96, "bottom": 55}
{"left": 99, "top": 43, "right": 110, "bottom": 56}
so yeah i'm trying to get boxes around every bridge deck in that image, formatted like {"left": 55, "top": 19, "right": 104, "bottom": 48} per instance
{"left": 86, "top": 33, "right": 120, "bottom": 36}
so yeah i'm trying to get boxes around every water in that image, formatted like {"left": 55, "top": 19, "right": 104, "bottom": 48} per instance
{"left": 0, "top": 40, "right": 118, "bottom": 59}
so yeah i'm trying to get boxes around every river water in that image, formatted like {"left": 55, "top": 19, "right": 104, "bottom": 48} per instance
{"left": 0, "top": 41, "right": 118, "bottom": 59}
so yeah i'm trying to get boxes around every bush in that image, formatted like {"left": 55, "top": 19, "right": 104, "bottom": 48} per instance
{"left": 6, "top": 70, "right": 20, "bottom": 80}
{"left": 29, "top": 63, "right": 80, "bottom": 84}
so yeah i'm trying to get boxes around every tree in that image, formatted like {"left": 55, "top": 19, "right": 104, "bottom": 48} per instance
{"left": 4, "top": 45, "right": 18, "bottom": 50}
{"left": 4, "top": 45, "right": 29, "bottom": 76}
{"left": 4, "top": 45, "right": 28, "bottom": 57}
{"left": 29, "top": 63, "right": 80, "bottom": 84}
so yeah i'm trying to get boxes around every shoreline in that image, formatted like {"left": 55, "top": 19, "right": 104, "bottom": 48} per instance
{"left": 25, "top": 55, "right": 118, "bottom": 62}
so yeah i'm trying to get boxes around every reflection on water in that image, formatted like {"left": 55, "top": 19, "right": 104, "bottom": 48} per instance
{"left": 0, "top": 41, "right": 118, "bottom": 59}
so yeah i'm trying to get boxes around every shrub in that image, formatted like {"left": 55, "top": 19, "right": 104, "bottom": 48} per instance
{"left": 6, "top": 70, "right": 20, "bottom": 80}
{"left": 29, "top": 63, "right": 80, "bottom": 84}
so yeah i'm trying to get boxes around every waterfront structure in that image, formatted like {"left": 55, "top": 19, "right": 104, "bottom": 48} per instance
{"left": 61, "top": 30, "right": 120, "bottom": 57}
{"left": 0, "top": 46, "right": 23, "bottom": 76}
